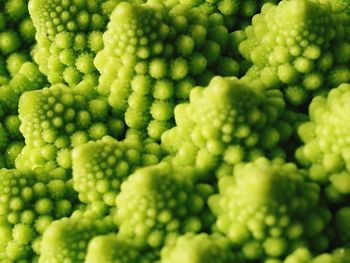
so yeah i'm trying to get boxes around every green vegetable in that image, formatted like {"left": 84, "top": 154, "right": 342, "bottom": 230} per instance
{"left": 95, "top": 1, "right": 240, "bottom": 140}
{"left": 29, "top": 0, "right": 123, "bottom": 86}
{"left": 115, "top": 162, "right": 214, "bottom": 248}
{"left": 0, "top": 168, "right": 77, "bottom": 261}
{"left": 39, "top": 210, "right": 115, "bottom": 263}
{"left": 0, "top": 62, "right": 46, "bottom": 168}
{"left": 72, "top": 135, "right": 163, "bottom": 209}
{"left": 85, "top": 234, "right": 158, "bottom": 263}
{"left": 0, "top": 0, "right": 349, "bottom": 262}
{"left": 160, "top": 233, "right": 243, "bottom": 263}
{"left": 161, "top": 76, "right": 291, "bottom": 178}
{"left": 239, "top": 0, "right": 350, "bottom": 105}
{"left": 296, "top": 83, "right": 350, "bottom": 200}
{"left": 209, "top": 157, "right": 331, "bottom": 261}
{"left": 17, "top": 82, "right": 121, "bottom": 171}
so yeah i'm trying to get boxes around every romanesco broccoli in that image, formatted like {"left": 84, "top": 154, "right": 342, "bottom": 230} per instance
{"left": 161, "top": 76, "right": 291, "bottom": 178}
{"left": 0, "top": 168, "right": 77, "bottom": 261}
{"left": 95, "top": 1, "right": 240, "bottom": 140}
{"left": 0, "top": 0, "right": 347, "bottom": 262}
{"left": 39, "top": 210, "right": 116, "bottom": 263}
{"left": 209, "top": 158, "right": 331, "bottom": 261}
{"left": 17, "top": 82, "right": 123, "bottom": 171}
{"left": 238, "top": 0, "right": 350, "bottom": 106}
{"left": 296, "top": 83, "right": 350, "bottom": 200}
{"left": 72, "top": 135, "right": 163, "bottom": 209}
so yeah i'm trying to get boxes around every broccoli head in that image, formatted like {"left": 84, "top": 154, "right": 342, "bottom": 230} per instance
{"left": 95, "top": 1, "right": 240, "bottom": 140}
{"left": 161, "top": 76, "right": 291, "bottom": 179}
{"left": 296, "top": 83, "right": 350, "bottom": 200}
{"left": 0, "top": 62, "right": 46, "bottom": 169}
{"left": 0, "top": 0, "right": 35, "bottom": 78}
{"left": 85, "top": 234, "right": 158, "bottom": 263}
{"left": 17, "top": 82, "right": 123, "bottom": 172}
{"left": 72, "top": 135, "right": 163, "bottom": 209}
{"left": 209, "top": 158, "right": 331, "bottom": 261}
{"left": 160, "top": 233, "right": 243, "bottom": 263}
{"left": 0, "top": 168, "right": 77, "bottom": 261}
{"left": 239, "top": 0, "right": 350, "bottom": 106}
{"left": 115, "top": 162, "right": 214, "bottom": 248}
{"left": 39, "top": 210, "right": 116, "bottom": 263}
{"left": 29, "top": 0, "right": 127, "bottom": 86}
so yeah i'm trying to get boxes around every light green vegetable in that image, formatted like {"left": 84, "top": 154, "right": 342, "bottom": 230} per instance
{"left": 209, "top": 157, "right": 331, "bottom": 261}
{"left": 296, "top": 83, "right": 350, "bottom": 200}
{"left": 0, "top": 0, "right": 348, "bottom": 262}
{"left": 39, "top": 210, "right": 116, "bottom": 263}
{"left": 17, "top": 82, "right": 122, "bottom": 171}
{"left": 72, "top": 135, "right": 163, "bottom": 209}
{"left": 161, "top": 76, "right": 291, "bottom": 178}
{"left": 0, "top": 168, "right": 77, "bottom": 261}
{"left": 95, "top": 1, "right": 240, "bottom": 140}
{"left": 238, "top": 0, "right": 350, "bottom": 105}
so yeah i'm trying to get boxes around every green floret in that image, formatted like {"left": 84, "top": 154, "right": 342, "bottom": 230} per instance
{"left": 238, "top": 0, "right": 350, "bottom": 106}
{"left": 327, "top": 0, "right": 350, "bottom": 13}
{"left": 29, "top": 0, "right": 110, "bottom": 40}
{"left": 6, "top": 53, "right": 30, "bottom": 77}
{"left": 166, "top": 0, "right": 280, "bottom": 30}
{"left": 160, "top": 233, "right": 243, "bottom": 263}
{"left": 283, "top": 247, "right": 314, "bottom": 263}
{"left": 0, "top": 62, "right": 45, "bottom": 114}
{"left": 115, "top": 162, "right": 214, "bottom": 248}
{"left": 161, "top": 76, "right": 291, "bottom": 179}
{"left": 29, "top": 0, "right": 125, "bottom": 86}
{"left": 196, "top": 0, "right": 279, "bottom": 30}
{"left": 95, "top": 0, "right": 240, "bottom": 140}
{"left": 296, "top": 83, "right": 350, "bottom": 200}
{"left": 17, "top": 82, "right": 122, "bottom": 172}
{"left": 0, "top": 62, "right": 46, "bottom": 114}
{"left": 0, "top": 0, "right": 36, "bottom": 78}
{"left": 208, "top": 158, "right": 331, "bottom": 261}
{"left": 0, "top": 168, "right": 77, "bottom": 261}
{"left": 0, "top": 62, "right": 46, "bottom": 169}
{"left": 39, "top": 210, "right": 116, "bottom": 263}
{"left": 72, "top": 135, "right": 163, "bottom": 209}
{"left": 85, "top": 234, "right": 158, "bottom": 263}
{"left": 328, "top": 248, "right": 350, "bottom": 263}
{"left": 284, "top": 247, "right": 350, "bottom": 263}
{"left": 0, "top": 31, "right": 20, "bottom": 55}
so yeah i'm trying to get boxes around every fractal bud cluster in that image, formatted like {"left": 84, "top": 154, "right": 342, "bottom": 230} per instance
{"left": 0, "top": 0, "right": 349, "bottom": 262}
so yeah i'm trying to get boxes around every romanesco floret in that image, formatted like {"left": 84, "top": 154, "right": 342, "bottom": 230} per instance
{"left": 208, "top": 157, "right": 331, "bottom": 261}
{"left": 85, "top": 234, "right": 158, "bottom": 263}
{"left": 0, "top": 0, "right": 348, "bottom": 261}
{"left": 161, "top": 76, "right": 291, "bottom": 178}
{"left": 39, "top": 210, "right": 116, "bottom": 263}
{"left": 238, "top": 0, "right": 350, "bottom": 106}
{"left": 115, "top": 162, "right": 214, "bottom": 248}
{"left": 284, "top": 247, "right": 350, "bottom": 263}
{"left": 0, "top": 61, "right": 46, "bottom": 168}
{"left": 0, "top": 0, "right": 35, "bottom": 76}
{"left": 72, "top": 135, "right": 163, "bottom": 209}
{"left": 29, "top": 0, "right": 123, "bottom": 86}
{"left": 326, "top": 0, "right": 350, "bottom": 13}
{"left": 17, "top": 82, "right": 123, "bottom": 172}
{"left": 283, "top": 247, "right": 315, "bottom": 263}
{"left": 95, "top": 1, "right": 240, "bottom": 140}
{"left": 0, "top": 168, "right": 77, "bottom": 261}
{"left": 296, "top": 83, "right": 350, "bottom": 200}
{"left": 165, "top": 0, "right": 280, "bottom": 31}
{"left": 160, "top": 233, "right": 243, "bottom": 263}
